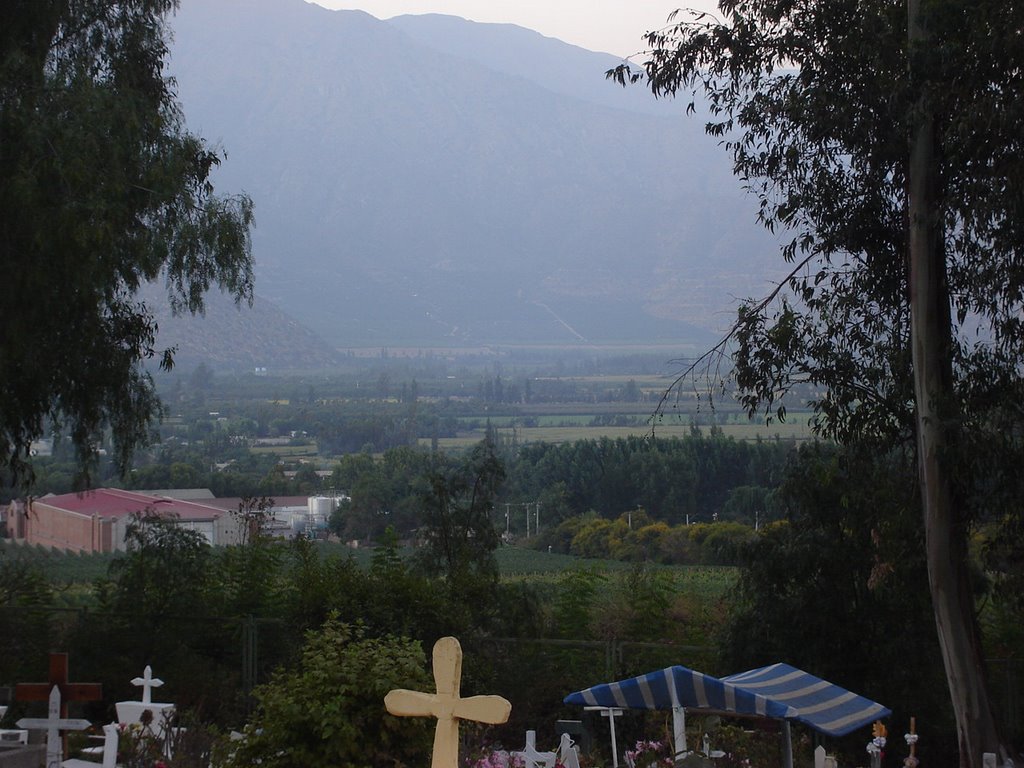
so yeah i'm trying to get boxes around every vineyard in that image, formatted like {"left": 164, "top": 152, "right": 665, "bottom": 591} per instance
{"left": 1, "top": 538, "right": 735, "bottom": 647}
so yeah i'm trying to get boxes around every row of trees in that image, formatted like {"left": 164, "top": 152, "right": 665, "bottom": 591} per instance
{"left": 541, "top": 511, "right": 754, "bottom": 566}
{"left": 503, "top": 434, "right": 790, "bottom": 526}
{"left": 10, "top": 430, "right": 795, "bottom": 538}
{"left": 324, "top": 433, "right": 792, "bottom": 542}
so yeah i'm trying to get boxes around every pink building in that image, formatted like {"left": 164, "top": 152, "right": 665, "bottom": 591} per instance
{"left": 4, "top": 489, "right": 242, "bottom": 553}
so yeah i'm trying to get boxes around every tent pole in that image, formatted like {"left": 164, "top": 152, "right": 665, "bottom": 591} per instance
{"left": 783, "top": 721, "right": 793, "bottom": 768}
{"left": 672, "top": 707, "right": 687, "bottom": 757}
{"left": 608, "top": 711, "right": 619, "bottom": 768}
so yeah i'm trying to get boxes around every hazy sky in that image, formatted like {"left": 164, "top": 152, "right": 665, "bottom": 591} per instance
{"left": 308, "top": 1, "right": 723, "bottom": 59}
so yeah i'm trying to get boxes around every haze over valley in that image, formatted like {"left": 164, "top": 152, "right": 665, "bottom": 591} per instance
{"left": 162, "top": 0, "right": 781, "bottom": 365}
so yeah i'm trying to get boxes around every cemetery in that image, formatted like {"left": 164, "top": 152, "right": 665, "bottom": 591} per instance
{"left": 0, "top": 643, "right": 946, "bottom": 768}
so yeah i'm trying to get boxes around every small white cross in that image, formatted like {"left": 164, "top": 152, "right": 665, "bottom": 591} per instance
{"left": 514, "top": 730, "right": 557, "bottom": 768}
{"left": 131, "top": 665, "right": 164, "bottom": 704}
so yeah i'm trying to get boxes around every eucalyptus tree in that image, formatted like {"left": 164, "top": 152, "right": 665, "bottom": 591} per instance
{"left": 0, "top": 0, "right": 253, "bottom": 486}
{"left": 415, "top": 437, "right": 505, "bottom": 601}
{"left": 613, "top": 0, "right": 1024, "bottom": 762}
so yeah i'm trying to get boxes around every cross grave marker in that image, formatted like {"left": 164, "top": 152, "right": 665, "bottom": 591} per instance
{"left": 131, "top": 665, "right": 164, "bottom": 705}
{"left": 15, "top": 652, "right": 101, "bottom": 758}
{"left": 385, "top": 636, "right": 511, "bottom": 768}
{"left": 16, "top": 685, "right": 90, "bottom": 768}
{"left": 15, "top": 652, "right": 102, "bottom": 718}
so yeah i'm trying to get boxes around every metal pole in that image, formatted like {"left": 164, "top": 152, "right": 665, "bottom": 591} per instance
{"left": 672, "top": 707, "right": 687, "bottom": 758}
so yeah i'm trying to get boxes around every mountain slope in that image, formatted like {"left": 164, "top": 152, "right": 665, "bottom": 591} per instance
{"left": 167, "top": 0, "right": 778, "bottom": 349}
{"left": 142, "top": 285, "right": 340, "bottom": 370}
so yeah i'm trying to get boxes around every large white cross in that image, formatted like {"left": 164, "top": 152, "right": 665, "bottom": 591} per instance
{"left": 16, "top": 685, "right": 90, "bottom": 768}
{"left": 131, "top": 665, "right": 164, "bottom": 704}
{"left": 385, "top": 637, "right": 511, "bottom": 768}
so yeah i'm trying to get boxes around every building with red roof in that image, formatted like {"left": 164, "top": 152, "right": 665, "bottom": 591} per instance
{"left": 4, "top": 489, "right": 243, "bottom": 553}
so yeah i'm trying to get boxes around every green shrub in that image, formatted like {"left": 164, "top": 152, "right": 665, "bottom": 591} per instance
{"left": 223, "top": 616, "right": 432, "bottom": 768}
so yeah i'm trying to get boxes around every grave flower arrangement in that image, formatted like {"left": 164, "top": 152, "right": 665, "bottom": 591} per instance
{"left": 116, "top": 713, "right": 170, "bottom": 768}
{"left": 465, "top": 749, "right": 526, "bottom": 768}
{"left": 465, "top": 747, "right": 581, "bottom": 768}
{"left": 624, "top": 739, "right": 673, "bottom": 768}
{"left": 114, "top": 709, "right": 218, "bottom": 768}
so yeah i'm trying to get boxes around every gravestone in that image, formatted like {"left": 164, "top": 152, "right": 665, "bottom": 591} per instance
{"left": 116, "top": 665, "right": 174, "bottom": 729}
{"left": 557, "top": 733, "right": 581, "bottom": 768}
{"left": 0, "top": 744, "right": 45, "bottom": 768}
{"left": 512, "top": 730, "right": 556, "bottom": 768}
{"left": 16, "top": 686, "right": 90, "bottom": 768}
{"left": 385, "top": 637, "right": 511, "bottom": 768}
{"left": 15, "top": 653, "right": 100, "bottom": 758}
{"left": 15, "top": 654, "right": 101, "bottom": 719}
{"left": 132, "top": 666, "right": 163, "bottom": 704}
{"left": 555, "top": 720, "right": 591, "bottom": 755}
{"left": 62, "top": 723, "right": 118, "bottom": 768}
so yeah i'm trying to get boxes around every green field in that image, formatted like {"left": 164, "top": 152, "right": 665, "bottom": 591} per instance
{"left": 1, "top": 541, "right": 116, "bottom": 583}
{"left": 424, "top": 419, "right": 814, "bottom": 449}
{"left": 3, "top": 539, "right": 735, "bottom": 595}
{"left": 249, "top": 443, "right": 319, "bottom": 457}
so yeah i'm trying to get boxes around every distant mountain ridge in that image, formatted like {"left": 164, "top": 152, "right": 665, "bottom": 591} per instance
{"left": 143, "top": 285, "right": 339, "bottom": 370}
{"left": 164, "top": 0, "right": 779, "bottom": 354}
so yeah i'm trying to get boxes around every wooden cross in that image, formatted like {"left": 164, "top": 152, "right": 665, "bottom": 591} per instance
{"left": 15, "top": 653, "right": 102, "bottom": 719}
{"left": 16, "top": 685, "right": 90, "bottom": 767}
{"left": 131, "top": 665, "right": 164, "bottom": 704}
{"left": 385, "top": 636, "right": 511, "bottom": 768}
{"left": 16, "top": 652, "right": 102, "bottom": 758}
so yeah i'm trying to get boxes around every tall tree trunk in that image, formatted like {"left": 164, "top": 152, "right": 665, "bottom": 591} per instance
{"left": 907, "top": 2, "right": 1006, "bottom": 765}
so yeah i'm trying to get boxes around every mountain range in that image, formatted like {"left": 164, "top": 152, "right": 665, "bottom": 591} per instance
{"left": 160, "top": 0, "right": 781, "bottom": 364}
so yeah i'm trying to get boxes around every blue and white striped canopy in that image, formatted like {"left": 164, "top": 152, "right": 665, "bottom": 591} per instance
{"left": 723, "top": 663, "right": 891, "bottom": 737}
{"left": 563, "top": 665, "right": 798, "bottom": 721}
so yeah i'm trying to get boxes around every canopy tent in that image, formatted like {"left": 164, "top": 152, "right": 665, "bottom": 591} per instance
{"left": 564, "top": 664, "right": 889, "bottom": 768}
{"left": 722, "top": 663, "right": 891, "bottom": 738}
{"left": 563, "top": 665, "right": 797, "bottom": 720}
{"left": 563, "top": 666, "right": 798, "bottom": 767}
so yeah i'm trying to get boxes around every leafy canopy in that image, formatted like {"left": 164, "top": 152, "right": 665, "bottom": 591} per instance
{"left": 615, "top": 0, "right": 1024, "bottom": 450}
{"left": 0, "top": 0, "right": 254, "bottom": 486}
